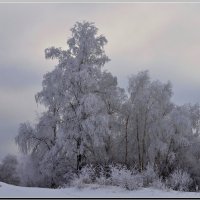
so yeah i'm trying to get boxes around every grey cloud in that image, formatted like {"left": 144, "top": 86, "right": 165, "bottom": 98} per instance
{"left": 0, "top": 66, "right": 41, "bottom": 89}
{"left": 0, "top": 123, "right": 18, "bottom": 161}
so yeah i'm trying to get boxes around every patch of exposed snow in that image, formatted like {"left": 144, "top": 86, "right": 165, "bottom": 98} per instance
{"left": 0, "top": 182, "right": 200, "bottom": 198}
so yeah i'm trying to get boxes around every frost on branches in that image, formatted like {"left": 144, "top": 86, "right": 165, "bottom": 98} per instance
{"left": 15, "top": 21, "right": 124, "bottom": 188}
{"left": 4, "top": 21, "right": 199, "bottom": 192}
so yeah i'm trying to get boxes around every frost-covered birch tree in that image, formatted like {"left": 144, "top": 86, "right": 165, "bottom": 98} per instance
{"left": 127, "top": 71, "right": 173, "bottom": 171}
{"left": 15, "top": 21, "right": 124, "bottom": 186}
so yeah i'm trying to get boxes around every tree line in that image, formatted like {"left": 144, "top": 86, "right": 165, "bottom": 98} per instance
{"left": 1, "top": 21, "right": 200, "bottom": 191}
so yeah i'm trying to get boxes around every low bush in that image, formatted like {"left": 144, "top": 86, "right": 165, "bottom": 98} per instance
{"left": 166, "top": 169, "right": 192, "bottom": 191}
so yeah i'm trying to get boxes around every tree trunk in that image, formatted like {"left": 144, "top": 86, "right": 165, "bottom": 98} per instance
{"left": 136, "top": 115, "right": 142, "bottom": 172}
{"left": 51, "top": 178, "right": 56, "bottom": 188}
{"left": 52, "top": 107, "right": 58, "bottom": 146}
{"left": 141, "top": 115, "right": 147, "bottom": 171}
{"left": 125, "top": 116, "right": 129, "bottom": 166}
{"left": 76, "top": 138, "right": 82, "bottom": 174}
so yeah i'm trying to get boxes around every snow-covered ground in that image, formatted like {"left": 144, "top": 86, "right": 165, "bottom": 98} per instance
{"left": 1, "top": 182, "right": 200, "bottom": 198}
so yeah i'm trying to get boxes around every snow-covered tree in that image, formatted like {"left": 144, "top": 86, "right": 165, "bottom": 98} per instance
{"left": 126, "top": 71, "right": 173, "bottom": 171}
{"left": 15, "top": 21, "right": 124, "bottom": 187}
{"left": 46, "top": 21, "right": 123, "bottom": 170}
{"left": 0, "top": 155, "right": 19, "bottom": 185}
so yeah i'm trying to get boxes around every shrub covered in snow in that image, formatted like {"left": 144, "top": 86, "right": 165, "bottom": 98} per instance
{"left": 0, "top": 155, "right": 19, "bottom": 185}
{"left": 151, "top": 179, "right": 167, "bottom": 190}
{"left": 71, "top": 165, "right": 95, "bottom": 188}
{"left": 71, "top": 164, "right": 164, "bottom": 191}
{"left": 142, "top": 164, "right": 158, "bottom": 187}
{"left": 167, "top": 169, "right": 192, "bottom": 191}
{"left": 71, "top": 164, "right": 144, "bottom": 190}
{"left": 109, "top": 165, "right": 143, "bottom": 190}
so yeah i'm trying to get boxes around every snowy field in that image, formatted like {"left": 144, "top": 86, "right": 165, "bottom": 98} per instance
{"left": 1, "top": 182, "right": 200, "bottom": 198}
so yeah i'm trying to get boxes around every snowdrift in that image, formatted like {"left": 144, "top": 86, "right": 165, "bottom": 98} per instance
{"left": 0, "top": 182, "right": 200, "bottom": 198}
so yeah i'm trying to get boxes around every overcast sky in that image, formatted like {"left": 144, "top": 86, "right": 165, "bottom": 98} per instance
{"left": 1, "top": 2, "right": 200, "bottom": 160}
